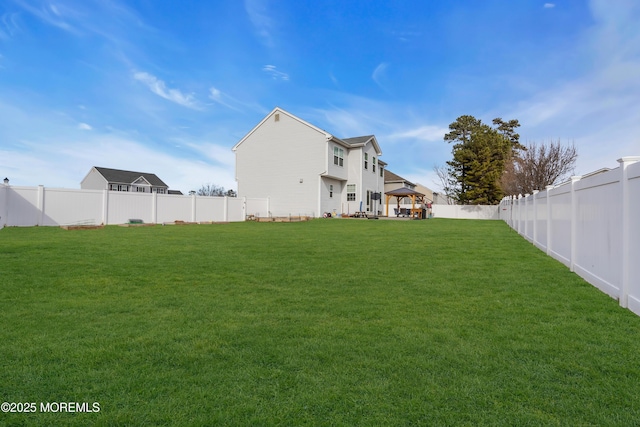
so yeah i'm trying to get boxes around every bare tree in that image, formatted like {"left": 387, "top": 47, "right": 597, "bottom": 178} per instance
{"left": 433, "top": 165, "right": 457, "bottom": 204}
{"left": 501, "top": 140, "right": 578, "bottom": 196}
{"left": 197, "top": 183, "right": 226, "bottom": 197}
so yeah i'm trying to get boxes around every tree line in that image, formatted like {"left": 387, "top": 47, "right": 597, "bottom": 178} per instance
{"left": 195, "top": 183, "right": 236, "bottom": 197}
{"left": 436, "top": 115, "right": 577, "bottom": 205}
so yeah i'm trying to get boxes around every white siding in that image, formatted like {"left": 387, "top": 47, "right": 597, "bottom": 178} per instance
{"left": 320, "top": 177, "right": 342, "bottom": 216}
{"left": 361, "top": 142, "right": 383, "bottom": 213}
{"left": 326, "top": 142, "right": 348, "bottom": 181}
{"left": 235, "top": 111, "right": 326, "bottom": 217}
{"left": 80, "top": 168, "right": 107, "bottom": 190}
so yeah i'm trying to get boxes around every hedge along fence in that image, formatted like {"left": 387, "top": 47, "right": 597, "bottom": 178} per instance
{"left": 500, "top": 156, "right": 640, "bottom": 316}
{"left": 0, "top": 185, "right": 269, "bottom": 227}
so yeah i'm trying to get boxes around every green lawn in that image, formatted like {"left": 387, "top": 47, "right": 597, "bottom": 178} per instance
{"left": 1, "top": 219, "right": 639, "bottom": 426}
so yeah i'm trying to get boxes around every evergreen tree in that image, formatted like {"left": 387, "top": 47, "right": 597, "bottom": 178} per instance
{"left": 444, "top": 115, "right": 521, "bottom": 204}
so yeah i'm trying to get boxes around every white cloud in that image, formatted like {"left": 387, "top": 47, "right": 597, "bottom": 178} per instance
{"left": 388, "top": 125, "right": 449, "bottom": 142}
{"left": 1, "top": 12, "right": 21, "bottom": 39}
{"left": 262, "top": 65, "right": 289, "bottom": 81}
{"left": 245, "top": 0, "right": 275, "bottom": 47}
{"left": 78, "top": 122, "right": 92, "bottom": 130}
{"left": 133, "top": 71, "right": 201, "bottom": 110}
{"left": 11, "top": 0, "right": 80, "bottom": 35}
{"left": 505, "top": 0, "right": 640, "bottom": 175}
{"left": 208, "top": 87, "right": 242, "bottom": 112}
{"left": 544, "top": 3, "right": 556, "bottom": 8}
{"left": 372, "top": 62, "right": 389, "bottom": 91}
{"left": 0, "top": 99, "right": 236, "bottom": 192}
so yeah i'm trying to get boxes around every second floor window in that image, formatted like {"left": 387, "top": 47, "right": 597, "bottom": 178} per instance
{"left": 373, "top": 157, "right": 376, "bottom": 173}
{"left": 334, "top": 147, "right": 344, "bottom": 167}
{"left": 364, "top": 153, "right": 368, "bottom": 170}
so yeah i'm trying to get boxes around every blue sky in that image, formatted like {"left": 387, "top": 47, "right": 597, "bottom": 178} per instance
{"left": 1, "top": 0, "right": 639, "bottom": 194}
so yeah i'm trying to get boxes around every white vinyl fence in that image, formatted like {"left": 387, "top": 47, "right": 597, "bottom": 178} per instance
{"left": 0, "top": 185, "right": 269, "bottom": 227}
{"left": 433, "top": 204, "right": 499, "bottom": 220}
{"left": 500, "top": 157, "right": 640, "bottom": 315}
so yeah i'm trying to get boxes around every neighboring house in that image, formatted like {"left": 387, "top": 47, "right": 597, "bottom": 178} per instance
{"left": 233, "top": 107, "right": 386, "bottom": 217}
{"left": 384, "top": 170, "right": 435, "bottom": 202}
{"left": 81, "top": 167, "right": 170, "bottom": 194}
{"left": 384, "top": 170, "right": 416, "bottom": 193}
{"left": 414, "top": 183, "right": 434, "bottom": 203}
{"left": 384, "top": 170, "right": 436, "bottom": 215}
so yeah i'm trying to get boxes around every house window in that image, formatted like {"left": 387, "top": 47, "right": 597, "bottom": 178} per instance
{"left": 117, "top": 184, "right": 128, "bottom": 191}
{"left": 333, "top": 147, "right": 344, "bottom": 167}
{"left": 364, "top": 153, "right": 368, "bottom": 170}
{"left": 329, "top": 184, "right": 333, "bottom": 198}
{"left": 152, "top": 188, "right": 165, "bottom": 194}
{"left": 347, "top": 184, "right": 356, "bottom": 201}
{"left": 136, "top": 186, "right": 147, "bottom": 193}
{"left": 109, "top": 184, "right": 118, "bottom": 191}
{"left": 373, "top": 157, "right": 376, "bottom": 173}
{"left": 380, "top": 166, "right": 383, "bottom": 178}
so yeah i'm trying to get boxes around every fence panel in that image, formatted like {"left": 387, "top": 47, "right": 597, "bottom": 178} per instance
{"left": 547, "top": 183, "right": 572, "bottom": 267}
{"left": 107, "top": 192, "right": 153, "bottom": 225}
{"left": 500, "top": 156, "right": 640, "bottom": 316}
{"left": 42, "top": 188, "right": 104, "bottom": 226}
{"left": 432, "top": 205, "right": 499, "bottom": 220}
{"left": 226, "top": 197, "right": 245, "bottom": 222}
{"left": 5, "top": 187, "right": 40, "bottom": 226}
{"left": 626, "top": 161, "right": 640, "bottom": 313}
{"left": 156, "top": 194, "right": 193, "bottom": 223}
{"left": 0, "top": 186, "right": 6, "bottom": 229}
{"left": 573, "top": 169, "right": 622, "bottom": 297}
{"left": 534, "top": 191, "right": 548, "bottom": 251}
{"left": 245, "top": 198, "right": 269, "bottom": 219}
{"left": 195, "top": 197, "right": 226, "bottom": 222}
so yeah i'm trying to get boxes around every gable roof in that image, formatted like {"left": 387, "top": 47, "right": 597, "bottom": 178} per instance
{"left": 385, "top": 187, "right": 425, "bottom": 197}
{"left": 342, "top": 135, "right": 382, "bottom": 155}
{"left": 93, "top": 167, "right": 168, "bottom": 187}
{"left": 232, "top": 107, "right": 383, "bottom": 155}
{"left": 384, "top": 170, "right": 416, "bottom": 187}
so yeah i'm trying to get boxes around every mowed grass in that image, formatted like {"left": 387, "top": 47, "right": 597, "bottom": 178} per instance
{"left": 1, "top": 219, "right": 640, "bottom": 426}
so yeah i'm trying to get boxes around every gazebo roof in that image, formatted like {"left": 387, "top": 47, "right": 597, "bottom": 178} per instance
{"left": 384, "top": 187, "right": 425, "bottom": 197}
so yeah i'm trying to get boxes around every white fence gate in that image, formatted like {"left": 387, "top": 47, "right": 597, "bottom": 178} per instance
{"left": 500, "top": 157, "right": 640, "bottom": 315}
{"left": 0, "top": 185, "right": 269, "bottom": 227}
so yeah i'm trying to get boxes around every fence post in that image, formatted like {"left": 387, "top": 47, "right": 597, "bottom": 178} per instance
{"left": 102, "top": 190, "right": 109, "bottom": 225}
{"left": 152, "top": 192, "right": 157, "bottom": 224}
{"left": 191, "top": 193, "right": 197, "bottom": 223}
{"left": 618, "top": 157, "right": 640, "bottom": 308}
{"left": 532, "top": 190, "right": 539, "bottom": 245}
{"left": 224, "top": 196, "right": 228, "bottom": 222}
{"left": 524, "top": 194, "right": 530, "bottom": 240}
{"left": 37, "top": 185, "right": 45, "bottom": 226}
{"left": 546, "top": 185, "right": 554, "bottom": 256}
{"left": 516, "top": 194, "right": 522, "bottom": 234}
{"left": 570, "top": 175, "right": 582, "bottom": 273}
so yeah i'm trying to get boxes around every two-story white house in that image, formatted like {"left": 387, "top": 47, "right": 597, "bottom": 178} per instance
{"left": 232, "top": 107, "right": 386, "bottom": 217}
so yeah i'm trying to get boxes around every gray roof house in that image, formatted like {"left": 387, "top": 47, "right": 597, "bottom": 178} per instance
{"left": 81, "top": 167, "right": 170, "bottom": 194}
